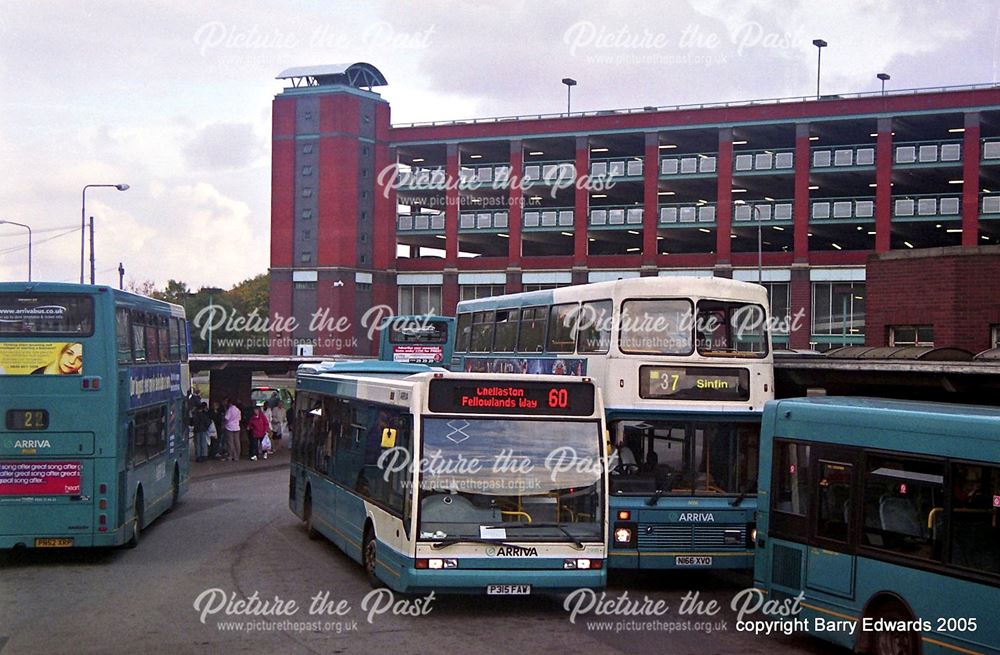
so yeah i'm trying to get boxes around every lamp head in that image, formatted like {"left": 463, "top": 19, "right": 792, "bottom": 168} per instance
{"left": 812, "top": 39, "right": 827, "bottom": 48}
{"left": 877, "top": 72, "right": 890, "bottom": 81}
{"left": 562, "top": 77, "right": 577, "bottom": 87}
{"left": 115, "top": 184, "right": 130, "bottom": 191}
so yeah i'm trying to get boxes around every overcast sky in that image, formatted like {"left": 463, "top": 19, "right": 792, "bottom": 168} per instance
{"left": 1, "top": 0, "right": 998, "bottom": 289}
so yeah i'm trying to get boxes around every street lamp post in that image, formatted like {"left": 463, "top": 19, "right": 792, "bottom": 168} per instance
{"left": 562, "top": 77, "right": 577, "bottom": 116}
{"left": 812, "top": 39, "right": 828, "bottom": 99}
{"left": 0, "top": 220, "right": 32, "bottom": 281}
{"left": 735, "top": 200, "right": 764, "bottom": 284}
{"left": 81, "top": 183, "right": 129, "bottom": 284}
{"left": 877, "top": 72, "right": 890, "bottom": 96}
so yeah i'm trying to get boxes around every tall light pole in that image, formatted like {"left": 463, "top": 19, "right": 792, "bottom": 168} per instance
{"left": 877, "top": 72, "right": 890, "bottom": 96}
{"left": 735, "top": 200, "right": 764, "bottom": 284}
{"left": 562, "top": 77, "right": 577, "bottom": 116}
{"left": 81, "top": 183, "right": 129, "bottom": 284}
{"left": 812, "top": 39, "right": 827, "bottom": 99}
{"left": 0, "top": 220, "right": 32, "bottom": 281}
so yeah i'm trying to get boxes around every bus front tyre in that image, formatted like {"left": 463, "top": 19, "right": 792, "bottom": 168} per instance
{"left": 871, "top": 606, "right": 918, "bottom": 655}
{"left": 363, "top": 528, "right": 380, "bottom": 588}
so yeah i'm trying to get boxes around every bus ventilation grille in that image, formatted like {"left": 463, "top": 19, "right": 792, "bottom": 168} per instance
{"left": 772, "top": 544, "right": 802, "bottom": 589}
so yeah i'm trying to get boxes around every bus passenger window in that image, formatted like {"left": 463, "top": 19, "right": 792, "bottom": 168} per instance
{"left": 862, "top": 457, "right": 944, "bottom": 560}
{"left": 517, "top": 307, "right": 546, "bottom": 352}
{"left": 816, "top": 461, "right": 852, "bottom": 543}
{"left": 546, "top": 303, "right": 578, "bottom": 353}
{"left": 454, "top": 313, "right": 472, "bottom": 353}
{"left": 494, "top": 309, "right": 519, "bottom": 352}
{"left": 470, "top": 311, "right": 495, "bottom": 352}
{"left": 949, "top": 464, "right": 999, "bottom": 574}
{"left": 577, "top": 300, "right": 612, "bottom": 354}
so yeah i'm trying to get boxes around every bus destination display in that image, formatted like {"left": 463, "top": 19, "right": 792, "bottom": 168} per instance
{"left": 6, "top": 409, "right": 50, "bottom": 430}
{"left": 428, "top": 379, "right": 595, "bottom": 416}
{"left": 639, "top": 366, "right": 750, "bottom": 401}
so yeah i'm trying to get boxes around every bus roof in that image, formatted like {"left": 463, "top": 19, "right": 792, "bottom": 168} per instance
{"left": 455, "top": 276, "right": 767, "bottom": 312}
{"left": 0, "top": 281, "right": 182, "bottom": 314}
{"left": 770, "top": 396, "right": 1000, "bottom": 438}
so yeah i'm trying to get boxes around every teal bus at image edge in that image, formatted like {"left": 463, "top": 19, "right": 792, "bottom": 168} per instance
{"left": 288, "top": 360, "right": 609, "bottom": 594}
{"left": 377, "top": 315, "right": 455, "bottom": 368}
{"left": 0, "top": 282, "right": 191, "bottom": 549}
{"left": 753, "top": 396, "right": 1000, "bottom": 655}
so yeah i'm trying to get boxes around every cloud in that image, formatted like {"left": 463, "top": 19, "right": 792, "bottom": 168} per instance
{"left": 183, "top": 122, "right": 266, "bottom": 171}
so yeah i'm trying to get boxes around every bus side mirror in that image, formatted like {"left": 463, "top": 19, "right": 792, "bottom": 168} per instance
{"left": 381, "top": 428, "right": 397, "bottom": 449}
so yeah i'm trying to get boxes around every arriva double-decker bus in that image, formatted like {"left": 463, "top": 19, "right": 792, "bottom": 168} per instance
{"left": 754, "top": 397, "right": 1000, "bottom": 655}
{"left": 452, "top": 277, "right": 773, "bottom": 570}
{"left": 289, "top": 361, "right": 608, "bottom": 594}
{"left": 377, "top": 315, "right": 455, "bottom": 367}
{"left": 0, "top": 282, "right": 190, "bottom": 549}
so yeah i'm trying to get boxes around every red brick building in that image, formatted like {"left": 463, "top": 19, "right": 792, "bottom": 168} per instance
{"left": 866, "top": 245, "right": 1000, "bottom": 353}
{"left": 268, "top": 63, "right": 1000, "bottom": 355}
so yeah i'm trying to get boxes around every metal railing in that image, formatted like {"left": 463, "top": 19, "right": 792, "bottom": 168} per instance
{"left": 459, "top": 210, "right": 508, "bottom": 231}
{"left": 459, "top": 164, "right": 511, "bottom": 185}
{"left": 734, "top": 148, "right": 794, "bottom": 173}
{"left": 392, "top": 83, "right": 1000, "bottom": 129}
{"left": 982, "top": 194, "right": 1000, "bottom": 215}
{"left": 733, "top": 200, "right": 794, "bottom": 222}
{"left": 894, "top": 139, "right": 962, "bottom": 165}
{"left": 659, "top": 203, "right": 717, "bottom": 225}
{"left": 811, "top": 197, "right": 876, "bottom": 222}
{"left": 590, "top": 157, "right": 643, "bottom": 177}
{"left": 892, "top": 193, "right": 961, "bottom": 219}
{"left": 524, "top": 207, "right": 574, "bottom": 229}
{"left": 983, "top": 138, "right": 1000, "bottom": 161}
{"left": 812, "top": 144, "right": 876, "bottom": 168}
{"left": 397, "top": 213, "right": 446, "bottom": 232}
{"left": 523, "top": 161, "right": 576, "bottom": 185}
{"left": 589, "top": 206, "right": 643, "bottom": 227}
{"left": 660, "top": 153, "right": 717, "bottom": 175}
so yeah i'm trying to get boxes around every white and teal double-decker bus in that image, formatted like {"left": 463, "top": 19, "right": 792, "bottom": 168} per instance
{"left": 0, "top": 282, "right": 190, "bottom": 549}
{"left": 452, "top": 277, "right": 773, "bottom": 571}
{"left": 754, "top": 397, "right": 1000, "bottom": 655}
{"left": 289, "top": 361, "right": 608, "bottom": 594}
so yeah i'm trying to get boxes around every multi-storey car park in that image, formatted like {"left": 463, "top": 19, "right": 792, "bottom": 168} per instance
{"left": 267, "top": 62, "right": 1000, "bottom": 356}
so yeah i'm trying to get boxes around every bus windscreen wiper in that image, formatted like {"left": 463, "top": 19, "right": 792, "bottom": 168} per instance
{"left": 730, "top": 490, "right": 748, "bottom": 507}
{"left": 487, "top": 523, "right": 586, "bottom": 550}
{"left": 646, "top": 489, "right": 666, "bottom": 506}
{"left": 430, "top": 537, "right": 513, "bottom": 550}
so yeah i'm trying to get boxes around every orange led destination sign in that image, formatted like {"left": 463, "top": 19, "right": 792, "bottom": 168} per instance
{"left": 428, "top": 379, "right": 595, "bottom": 416}
{"left": 640, "top": 366, "right": 750, "bottom": 401}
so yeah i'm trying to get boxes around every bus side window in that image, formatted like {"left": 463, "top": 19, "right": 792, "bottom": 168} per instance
{"left": 131, "top": 312, "right": 146, "bottom": 362}
{"left": 518, "top": 307, "right": 547, "bottom": 353}
{"left": 546, "top": 303, "right": 579, "bottom": 353}
{"left": 577, "top": 300, "right": 612, "bottom": 354}
{"left": 455, "top": 313, "right": 472, "bottom": 353}
{"left": 116, "top": 307, "right": 132, "bottom": 364}
{"left": 949, "top": 463, "right": 1000, "bottom": 574}
{"left": 470, "top": 311, "right": 495, "bottom": 352}
{"left": 816, "top": 460, "right": 853, "bottom": 543}
{"left": 494, "top": 309, "right": 519, "bottom": 352}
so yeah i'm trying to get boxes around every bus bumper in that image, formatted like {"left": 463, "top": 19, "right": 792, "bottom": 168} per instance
{"left": 607, "top": 550, "right": 754, "bottom": 570}
{"left": 0, "top": 525, "right": 127, "bottom": 549}
{"left": 392, "top": 567, "right": 607, "bottom": 594}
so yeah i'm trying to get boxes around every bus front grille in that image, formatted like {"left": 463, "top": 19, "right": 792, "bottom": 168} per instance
{"left": 637, "top": 524, "right": 747, "bottom": 550}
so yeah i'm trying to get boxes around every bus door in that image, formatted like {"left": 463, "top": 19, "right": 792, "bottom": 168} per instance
{"left": 805, "top": 446, "right": 860, "bottom": 599}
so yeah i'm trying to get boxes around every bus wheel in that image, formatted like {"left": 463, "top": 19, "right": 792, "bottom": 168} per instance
{"left": 871, "top": 605, "right": 918, "bottom": 655}
{"left": 170, "top": 467, "right": 180, "bottom": 508}
{"left": 363, "top": 527, "right": 380, "bottom": 588}
{"left": 304, "top": 490, "right": 319, "bottom": 540}
{"left": 127, "top": 490, "right": 144, "bottom": 548}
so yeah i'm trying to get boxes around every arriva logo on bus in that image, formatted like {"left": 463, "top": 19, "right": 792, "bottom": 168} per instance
{"left": 10, "top": 439, "right": 51, "bottom": 449}
{"left": 486, "top": 545, "right": 539, "bottom": 557}
{"left": 678, "top": 512, "right": 715, "bottom": 522}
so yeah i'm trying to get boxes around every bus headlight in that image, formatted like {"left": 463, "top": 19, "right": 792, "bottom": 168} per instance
{"left": 614, "top": 527, "right": 632, "bottom": 544}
